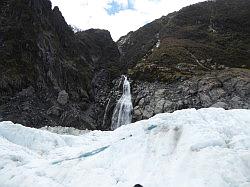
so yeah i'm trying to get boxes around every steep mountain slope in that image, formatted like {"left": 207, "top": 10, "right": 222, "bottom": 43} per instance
{"left": 0, "top": 0, "right": 122, "bottom": 129}
{"left": 118, "top": 0, "right": 250, "bottom": 82}
{"left": 117, "top": 0, "right": 250, "bottom": 121}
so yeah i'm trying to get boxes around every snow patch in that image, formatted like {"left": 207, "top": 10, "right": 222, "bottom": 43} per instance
{"left": 156, "top": 40, "right": 161, "bottom": 48}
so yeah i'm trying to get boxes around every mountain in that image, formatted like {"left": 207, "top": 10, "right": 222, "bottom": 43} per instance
{"left": 118, "top": 0, "right": 250, "bottom": 81}
{"left": 0, "top": 108, "right": 250, "bottom": 186}
{"left": 0, "top": 0, "right": 122, "bottom": 130}
{"left": 0, "top": 0, "right": 249, "bottom": 129}
{"left": 116, "top": 0, "right": 250, "bottom": 121}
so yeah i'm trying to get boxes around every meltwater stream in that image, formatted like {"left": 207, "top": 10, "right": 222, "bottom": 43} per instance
{"left": 111, "top": 76, "right": 133, "bottom": 130}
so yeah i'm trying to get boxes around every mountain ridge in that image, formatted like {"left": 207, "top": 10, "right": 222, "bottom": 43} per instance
{"left": 118, "top": 0, "right": 250, "bottom": 82}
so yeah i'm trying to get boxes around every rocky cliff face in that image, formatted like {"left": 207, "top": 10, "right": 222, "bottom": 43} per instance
{"left": 132, "top": 68, "right": 250, "bottom": 121}
{"left": 0, "top": 0, "right": 122, "bottom": 130}
{"left": 117, "top": 0, "right": 250, "bottom": 121}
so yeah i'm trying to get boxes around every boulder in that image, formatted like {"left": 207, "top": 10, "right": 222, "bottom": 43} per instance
{"left": 154, "top": 89, "right": 166, "bottom": 98}
{"left": 154, "top": 99, "right": 165, "bottom": 114}
{"left": 57, "top": 90, "right": 69, "bottom": 105}
{"left": 134, "top": 106, "right": 142, "bottom": 117}
{"left": 210, "top": 102, "right": 229, "bottom": 109}
{"left": 163, "top": 100, "right": 174, "bottom": 113}
{"left": 209, "top": 88, "right": 226, "bottom": 101}
{"left": 143, "top": 105, "right": 154, "bottom": 119}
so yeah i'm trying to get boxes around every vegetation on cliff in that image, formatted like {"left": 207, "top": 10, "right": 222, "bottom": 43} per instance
{"left": 118, "top": 0, "right": 250, "bottom": 82}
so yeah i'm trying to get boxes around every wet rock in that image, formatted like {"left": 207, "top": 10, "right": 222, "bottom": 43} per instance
{"left": 138, "top": 98, "right": 145, "bottom": 107}
{"left": 133, "top": 106, "right": 143, "bottom": 121}
{"left": 134, "top": 106, "right": 142, "bottom": 116}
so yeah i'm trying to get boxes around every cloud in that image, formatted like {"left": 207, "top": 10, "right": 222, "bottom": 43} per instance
{"left": 50, "top": 0, "right": 205, "bottom": 41}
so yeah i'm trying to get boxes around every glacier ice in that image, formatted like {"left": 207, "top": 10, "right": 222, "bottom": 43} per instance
{"left": 0, "top": 108, "right": 250, "bottom": 187}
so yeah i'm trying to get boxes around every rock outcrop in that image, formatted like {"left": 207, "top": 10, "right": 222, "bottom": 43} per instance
{"left": 131, "top": 68, "right": 250, "bottom": 121}
{"left": 0, "top": 0, "right": 122, "bottom": 130}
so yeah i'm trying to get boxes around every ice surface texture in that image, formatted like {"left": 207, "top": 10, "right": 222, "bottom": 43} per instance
{"left": 0, "top": 108, "right": 250, "bottom": 187}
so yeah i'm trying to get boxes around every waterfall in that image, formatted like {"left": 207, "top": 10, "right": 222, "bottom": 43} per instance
{"left": 111, "top": 76, "right": 133, "bottom": 130}
{"left": 102, "top": 98, "right": 111, "bottom": 127}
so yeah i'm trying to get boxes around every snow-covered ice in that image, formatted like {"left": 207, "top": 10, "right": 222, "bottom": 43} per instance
{"left": 0, "top": 108, "right": 250, "bottom": 187}
{"left": 40, "top": 126, "right": 90, "bottom": 136}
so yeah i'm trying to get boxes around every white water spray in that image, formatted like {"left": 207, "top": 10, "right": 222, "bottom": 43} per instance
{"left": 111, "top": 76, "right": 133, "bottom": 130}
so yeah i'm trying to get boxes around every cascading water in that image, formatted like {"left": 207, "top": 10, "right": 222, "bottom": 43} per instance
{"left": 111, "top": 76, "right": 133, "bottom": 130}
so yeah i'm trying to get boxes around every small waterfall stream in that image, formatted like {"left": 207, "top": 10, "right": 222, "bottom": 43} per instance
{"left": 111, "top": 76, "right": 133, "bottom": 130}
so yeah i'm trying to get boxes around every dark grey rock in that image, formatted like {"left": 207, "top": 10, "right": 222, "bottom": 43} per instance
{"left": 199, "top": 93, "right": 212, "bottom": 107}
{"left": 209, "top": 88, "right": 226, "bottom": 101}
{"left": 138, "top": 98, "right": 145, "bottom": 107}
{"left": 163, "top": 100, "right": 174, "bottom": 113}
{"left": 133, "top": 106, "right": 143, "bottom": 121}
{"left": 154, "top": 99, "right": 165, "bottom": 114}
{"left": 130, "top": 69, "right": 250, "bottom": 121}
{"left": 57, "top": 90, "right": 69, "bottom": 105}
{"left": 210, "top": 102, "right": 229, "bottom": 109}
{"left": 154, "top": 89, "right": 166, "bottom": 98}
{"left": 0, "top": 0, "right": 122, "bottom": 130}
{"left": 47, "top": 106, "right": 62, "bottom": 117}
{"left": 143, "top": 105, "right": 154, "bottom": 119}
{"left": 19, "top": 86, "right": 35, "bottom": 97}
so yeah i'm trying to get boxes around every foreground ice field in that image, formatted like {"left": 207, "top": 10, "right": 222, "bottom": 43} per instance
{"left": 0, "top": 108, "right": 250, "bottom": 187}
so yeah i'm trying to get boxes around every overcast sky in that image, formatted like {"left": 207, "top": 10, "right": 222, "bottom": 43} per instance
{"left": 50, "top": 0, "right": 206, "bottom": 41}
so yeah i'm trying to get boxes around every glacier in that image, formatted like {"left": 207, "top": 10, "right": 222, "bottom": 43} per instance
{"left": 0, "top": 108, "right": 250, "bottom": 187}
